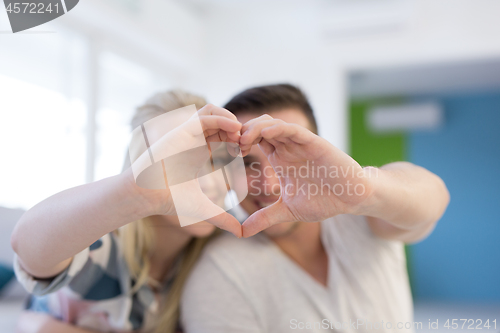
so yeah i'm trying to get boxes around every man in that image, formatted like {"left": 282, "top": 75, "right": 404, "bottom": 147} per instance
{"left": 180, "top": 84, "right": 449, "bottom": 332}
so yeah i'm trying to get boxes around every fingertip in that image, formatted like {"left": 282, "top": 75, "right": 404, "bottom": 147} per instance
{"left": 227, "top": 226, "right": 242, "bottom": 239}
{"left": 235, "top": 226, "right": 243, "bottom": 238}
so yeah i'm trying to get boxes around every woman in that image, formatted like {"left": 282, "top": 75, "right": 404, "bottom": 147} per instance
{"left": 12, "top": 90, "right": 243, "bottom": 333}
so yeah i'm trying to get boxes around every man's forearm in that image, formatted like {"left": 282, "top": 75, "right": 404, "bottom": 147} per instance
{"left": 356, "top": 162, "right": 450, "bottom": 241}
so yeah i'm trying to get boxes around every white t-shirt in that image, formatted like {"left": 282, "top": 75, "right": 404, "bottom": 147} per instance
{"left": 181, "top": 214, "right": 414, "bottom": 333}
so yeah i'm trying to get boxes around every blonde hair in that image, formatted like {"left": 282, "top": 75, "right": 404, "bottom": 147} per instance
{"left": 118, "top": 90, "right": 216, "bottom": 333}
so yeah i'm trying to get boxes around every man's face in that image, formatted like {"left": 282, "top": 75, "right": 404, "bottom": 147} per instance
{"left": 235, "top": 109, "right": 313, "bottom": 238}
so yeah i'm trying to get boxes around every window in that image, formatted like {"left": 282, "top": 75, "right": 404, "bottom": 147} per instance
{"left": 0, "top": 25, "right": 171, "bottom": 209}
{"left": 0, "top": 26, "right": 87, "bottom": 210}
{"left": 95, "top": 51, "right": 170, "bottom": 181}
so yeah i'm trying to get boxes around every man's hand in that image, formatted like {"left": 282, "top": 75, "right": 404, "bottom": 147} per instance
{"left": 239, "top": 114, "right": 374, "bottom": 237}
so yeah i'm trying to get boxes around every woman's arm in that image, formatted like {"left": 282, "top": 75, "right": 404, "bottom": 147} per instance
{"left": 16, "top": 311, "right": 97, "bottom": 333}
{"left": 11, "top": 168, "right": 155, "bottom": 279}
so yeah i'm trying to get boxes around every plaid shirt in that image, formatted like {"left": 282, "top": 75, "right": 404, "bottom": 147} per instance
{"left": 14, "top": 232, "right": 180, "bottom": 332}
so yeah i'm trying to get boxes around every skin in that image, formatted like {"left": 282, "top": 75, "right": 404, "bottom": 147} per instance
{"left": 14, "top": 107, "right": 450, "bottom": 332}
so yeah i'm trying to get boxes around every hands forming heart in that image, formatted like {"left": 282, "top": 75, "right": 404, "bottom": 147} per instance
{"left": 134, "top": 105, "right": 374, "bottom": 238}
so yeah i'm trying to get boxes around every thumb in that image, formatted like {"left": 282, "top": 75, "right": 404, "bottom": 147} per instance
{"left": 242, "top": 199, "right": 296, "bottom": 238}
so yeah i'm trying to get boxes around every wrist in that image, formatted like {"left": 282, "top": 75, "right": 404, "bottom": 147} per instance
{"left": 116, "top": 168, "right": 159, "bottom": 219}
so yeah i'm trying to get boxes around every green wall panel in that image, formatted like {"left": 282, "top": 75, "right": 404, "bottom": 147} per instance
{"left": 349, "top": 100, "right": 407, "bottom": 167}
{"left": 349, "top": 99, "right": 414, "bottom": 297}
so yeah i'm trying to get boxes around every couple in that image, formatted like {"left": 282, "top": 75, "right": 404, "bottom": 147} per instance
{"left": 11, "top": 84, "right": 450, "bottom": 333}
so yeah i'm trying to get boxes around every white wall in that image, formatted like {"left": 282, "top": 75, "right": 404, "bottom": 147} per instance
{"left": 188, "top": 0, "right": 500, "bottom": 152}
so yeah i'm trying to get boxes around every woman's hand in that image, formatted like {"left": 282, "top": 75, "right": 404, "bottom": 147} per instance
{"left": 126, "top": 104, "right": 244, "bottom": 236}
{"left": 11, "top": 104, "right": 244, "bottom": 281}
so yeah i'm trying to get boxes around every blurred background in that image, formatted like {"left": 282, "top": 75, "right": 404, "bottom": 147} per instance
{"left": 0, "top": 0, "right": 499, "bottom": 331}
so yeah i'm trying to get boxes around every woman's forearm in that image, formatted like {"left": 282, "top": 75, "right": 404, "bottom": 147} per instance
{"left": 11, "top": 168, "right": 154, "bottom": 278}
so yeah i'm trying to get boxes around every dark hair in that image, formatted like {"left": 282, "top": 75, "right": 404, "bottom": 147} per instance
{"left": 224, "top": 84, "right": 318, "bottom": 134}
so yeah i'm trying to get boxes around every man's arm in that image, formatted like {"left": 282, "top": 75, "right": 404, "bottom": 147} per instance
{"left": 357, "top": 162, "right": 450, "bottom": 243}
